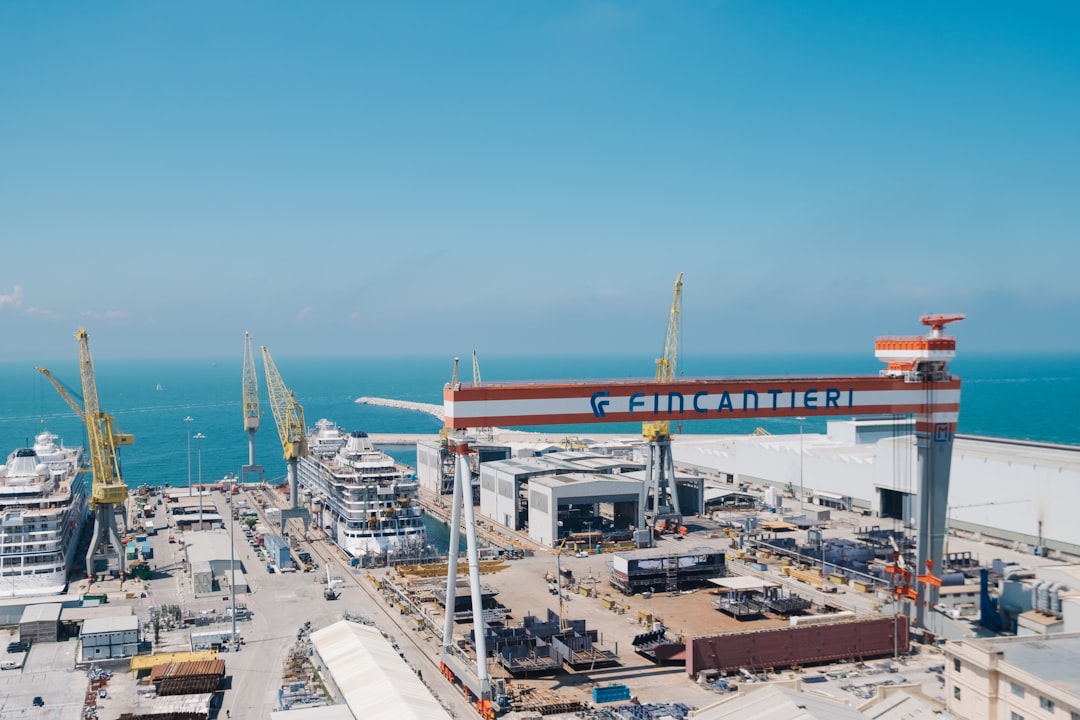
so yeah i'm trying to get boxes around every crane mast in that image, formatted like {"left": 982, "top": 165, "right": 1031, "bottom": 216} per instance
{"left": 643, "top": 273, "right": 683, "bottom": 525}
{"left": 261, "top": 345, "right": 308, "bottom": 509}
{"left": 241, "top": 332, "right": 265, "bottom": 484}
{"left": 36, "top": 328, "right": 133, "bottom": 583}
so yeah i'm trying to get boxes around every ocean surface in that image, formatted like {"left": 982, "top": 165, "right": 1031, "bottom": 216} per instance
{"left": 1, "top": 353, "right": 1077, "bottom": 492}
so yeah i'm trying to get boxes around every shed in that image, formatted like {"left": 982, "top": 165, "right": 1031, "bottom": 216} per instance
{"left": 310, "top": 619, "right": 451, "bottom": 719}
{"left": 18, "top": 602, "right": 62, "bottom": 644}
{"left": 80, "top": 614, "right": 141, "bottom": 661}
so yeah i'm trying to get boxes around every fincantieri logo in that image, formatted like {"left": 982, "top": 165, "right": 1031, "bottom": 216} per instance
{"left": 589, "top": 387, "right": 856, "bottom": 418}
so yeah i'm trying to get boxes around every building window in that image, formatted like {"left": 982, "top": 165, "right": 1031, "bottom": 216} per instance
{"left": 1012, "top": 683, "right": 1026, "bottom": 698}
{"left": 1012, "top": 713, "right": 1025, "bottom": 720}
{"left": 954, "top": 659, "right": 961, "bottom": 673}
{"left": 1040, "top": 697, "right": 1055, "bottom": 712}
{"left": 955, "top": 687, "right": 962, "bottom": 701}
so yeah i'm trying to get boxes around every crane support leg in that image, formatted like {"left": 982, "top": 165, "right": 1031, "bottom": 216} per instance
{"left": 645, "top": 439, "right": 681, "bottom": 519}
{"left": 86, "top": 504, "right": 125, "bottom": 583}
{"left": 287, "top": 458, "right": 299, "bottom": 510}
{"left": 915, "top": 427, "right": 954, "bottom": 629}
{"left": 441, "top": 445, "right": 465, "bottom": 651}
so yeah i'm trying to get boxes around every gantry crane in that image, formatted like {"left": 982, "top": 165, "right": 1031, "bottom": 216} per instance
{"left": 36, "top": 328, "right": 134, "bottom": 583}
{"left": 261, "top": 345, "right": 308, "bottom": 509}
{"left": 241, "top": 332, "right": 265, "bottom": 484}
{"left": 643, "top": 272, "right": 683, "bottom": 524}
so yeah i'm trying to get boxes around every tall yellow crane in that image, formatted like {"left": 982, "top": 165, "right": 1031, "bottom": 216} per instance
{"left": 36, "top": 328, "right": 134, "bottom": 583}
{"left": 261, "top": 344, "right": 308, "bottom": 509}
{"left": 241, "top": 332, "right": 265, "bottom": 484}
{"left": 643, "top": 273, "right": 683, "bottom": 523}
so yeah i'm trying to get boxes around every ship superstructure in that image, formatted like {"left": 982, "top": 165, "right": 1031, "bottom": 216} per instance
{"left": 0, "top": 430, "right": 89, "bottom": 597}
{"left": 298, "top": 419, "right": 426, "bottom": 560}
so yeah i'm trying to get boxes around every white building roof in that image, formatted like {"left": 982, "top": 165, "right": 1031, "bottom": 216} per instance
{"left": 709, "top": 576, "right": 779, "bottom": 591}
{"left": 82, "top": 615, "right": 140, "bottom": 635}
{"left": 694, "top": 685, "right": 868, "bottom": 720}
{"left": 19, "top": 602, "right": 62, "bottom": 623}
{"left": 310, "top": 620, "right": 450, "bottom": 720}
{"left": 273, "top": 705, "right": 356, "bottom": 720}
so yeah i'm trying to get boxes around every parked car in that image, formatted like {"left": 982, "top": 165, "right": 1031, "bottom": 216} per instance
{"left": 33, "top": 696, "right": 44, "bottom": 707}
{"left": 6, "top": 641, "right": 28, "bottom": 654}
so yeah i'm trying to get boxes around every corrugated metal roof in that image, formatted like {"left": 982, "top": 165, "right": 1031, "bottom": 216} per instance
{"left": 130, "top": 649, "right": 218, "bottom": 672}
{"left": 310, "top": 620, "right": 451, "bottom": 720}
{"left": 19, "top": 602, "right": 62, "bottom": 623}
{"left": 61, "top": 605, "right": 135, "bottom": 622}
{"left": 82, "top": 614, "right": 140, "bottom": 635}
{"left": 694, "top": 685, "right": 867, "bottom": 720}
{"left": 149, "top": 659, "right": 226, "bottom": 681}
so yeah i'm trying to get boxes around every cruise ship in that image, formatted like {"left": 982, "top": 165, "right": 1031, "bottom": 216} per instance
{"left": 0, "top": 430, "right": 89, "bottom": 597}
{"left": 298, "top": 419, "right": 427, "bottom": 560}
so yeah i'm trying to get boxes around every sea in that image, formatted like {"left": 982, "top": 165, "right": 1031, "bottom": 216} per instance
{"left": 2, "top": 353, "right": 1078, "bottom": 548}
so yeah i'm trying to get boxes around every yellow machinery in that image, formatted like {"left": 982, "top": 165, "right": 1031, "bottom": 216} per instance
{"left": 261, "top": 344, "right": 307, "bottom": 509}
{"left": 643, "top": 273, "right": 683, "bottom": 522}
{"left": 37, "top": 328, "right": 134, "bottom": 582}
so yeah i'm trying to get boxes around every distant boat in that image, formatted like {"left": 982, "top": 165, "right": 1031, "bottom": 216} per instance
{"left": 156, "top": 383, "right": 163, "bottom": 391}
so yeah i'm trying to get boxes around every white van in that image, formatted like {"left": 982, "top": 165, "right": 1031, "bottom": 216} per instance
{"left": 0, "top": 659, "right": 19, "bottom": 670}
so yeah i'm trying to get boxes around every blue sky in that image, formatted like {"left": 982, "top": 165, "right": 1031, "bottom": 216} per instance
{"left": 2, "top": 2, "right": 1078, "bottom": 361}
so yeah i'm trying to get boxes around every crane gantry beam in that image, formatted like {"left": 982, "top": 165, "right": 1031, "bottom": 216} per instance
{"left": 36, "top": 328, "right": 133, "bottom": 583}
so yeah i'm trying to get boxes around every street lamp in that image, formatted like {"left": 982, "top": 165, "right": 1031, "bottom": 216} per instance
{"left": 185, "top": 417, "right": 194, "bottom": 496}
{"left": 231, "top": 467, "right": 238, "bottom": 649}
{"left": 796, "top": 417, "right": 806, "bottom": 516}
{"left": 194, "top": 433, "right": 206, "bottom": 529}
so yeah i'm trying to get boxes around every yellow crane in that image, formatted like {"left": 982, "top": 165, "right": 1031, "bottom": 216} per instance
{"left": 261, "top": 344, "right": 308, "bottom": 509}
{"left": 643, "top": 273, "right": 683, "bottom": 523}
{"left": 241, "top": 332, "right": 265, "bottom": 483}
{"left": 36, "top": 328, "right": 134, "bottom": 583}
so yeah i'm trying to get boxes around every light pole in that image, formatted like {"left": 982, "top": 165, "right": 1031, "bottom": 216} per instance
{"left": 194, "top": 433, "right": 206, "bottom": 529}
{"left": 796, "top": 417, "right": 806, "bottom": 516}
{"left": 185, "top": 417, "right": 194, "bottom": 496}
{"left": 231, "top": 467, "right": 238, "bottom": 648}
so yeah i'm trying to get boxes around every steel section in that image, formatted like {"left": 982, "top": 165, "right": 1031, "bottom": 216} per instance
{"left": 686, "top": 617, "right": 909, "bottom": 676}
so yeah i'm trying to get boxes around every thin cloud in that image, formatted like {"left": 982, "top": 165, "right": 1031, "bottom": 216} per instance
{"left": 0, "top": 285, "right": 24, "bottom": 310}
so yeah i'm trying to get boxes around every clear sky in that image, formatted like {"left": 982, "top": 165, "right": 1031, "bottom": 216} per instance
{"left": 2, "top": 2, "right": 1078, "bottom": 362}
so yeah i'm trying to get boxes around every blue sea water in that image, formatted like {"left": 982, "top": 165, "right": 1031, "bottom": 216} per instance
{"left": 1, "top": 353, "right": 1078, "bottom": 493}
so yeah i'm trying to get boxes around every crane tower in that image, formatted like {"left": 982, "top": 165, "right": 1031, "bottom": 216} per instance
{"left": 261, "top": 345, "right": 308, "bottom": 509}
{"left": 241, "top": 332, "right": 265, "bottom": 484}
{"left": 37, "top": 328, "right": 134, "bottom": 583}
{"left": 643, "top": 272, "right": 683, "bottom": 524}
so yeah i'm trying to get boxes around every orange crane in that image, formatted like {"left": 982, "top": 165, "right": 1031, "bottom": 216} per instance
{"left": 37, "top": 328, "right": 134, "bottom": 583}
{"left": 261, "top": 344, "right": 308, "bottom": 509}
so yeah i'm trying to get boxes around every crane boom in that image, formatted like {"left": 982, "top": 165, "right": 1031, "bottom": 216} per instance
{"left": 37, "top": 329, "right": 132, "bottom": 507}
{"left": 243, "top": 332, "right": 260, "bottom": 432}
{"left": 643, "top": 272, "right": 682, "bottom": 442}
{"left": 261, "top": 346, "right": 307, "bottom": 461}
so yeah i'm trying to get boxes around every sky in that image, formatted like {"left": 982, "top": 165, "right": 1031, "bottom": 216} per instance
{"left": 2, "top": 1, "right": 1079, "bottom": 362}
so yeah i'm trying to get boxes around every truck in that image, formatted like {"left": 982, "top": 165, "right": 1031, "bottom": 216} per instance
{"left": 143, "top": 520, "right": 156, "bottom": 536}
